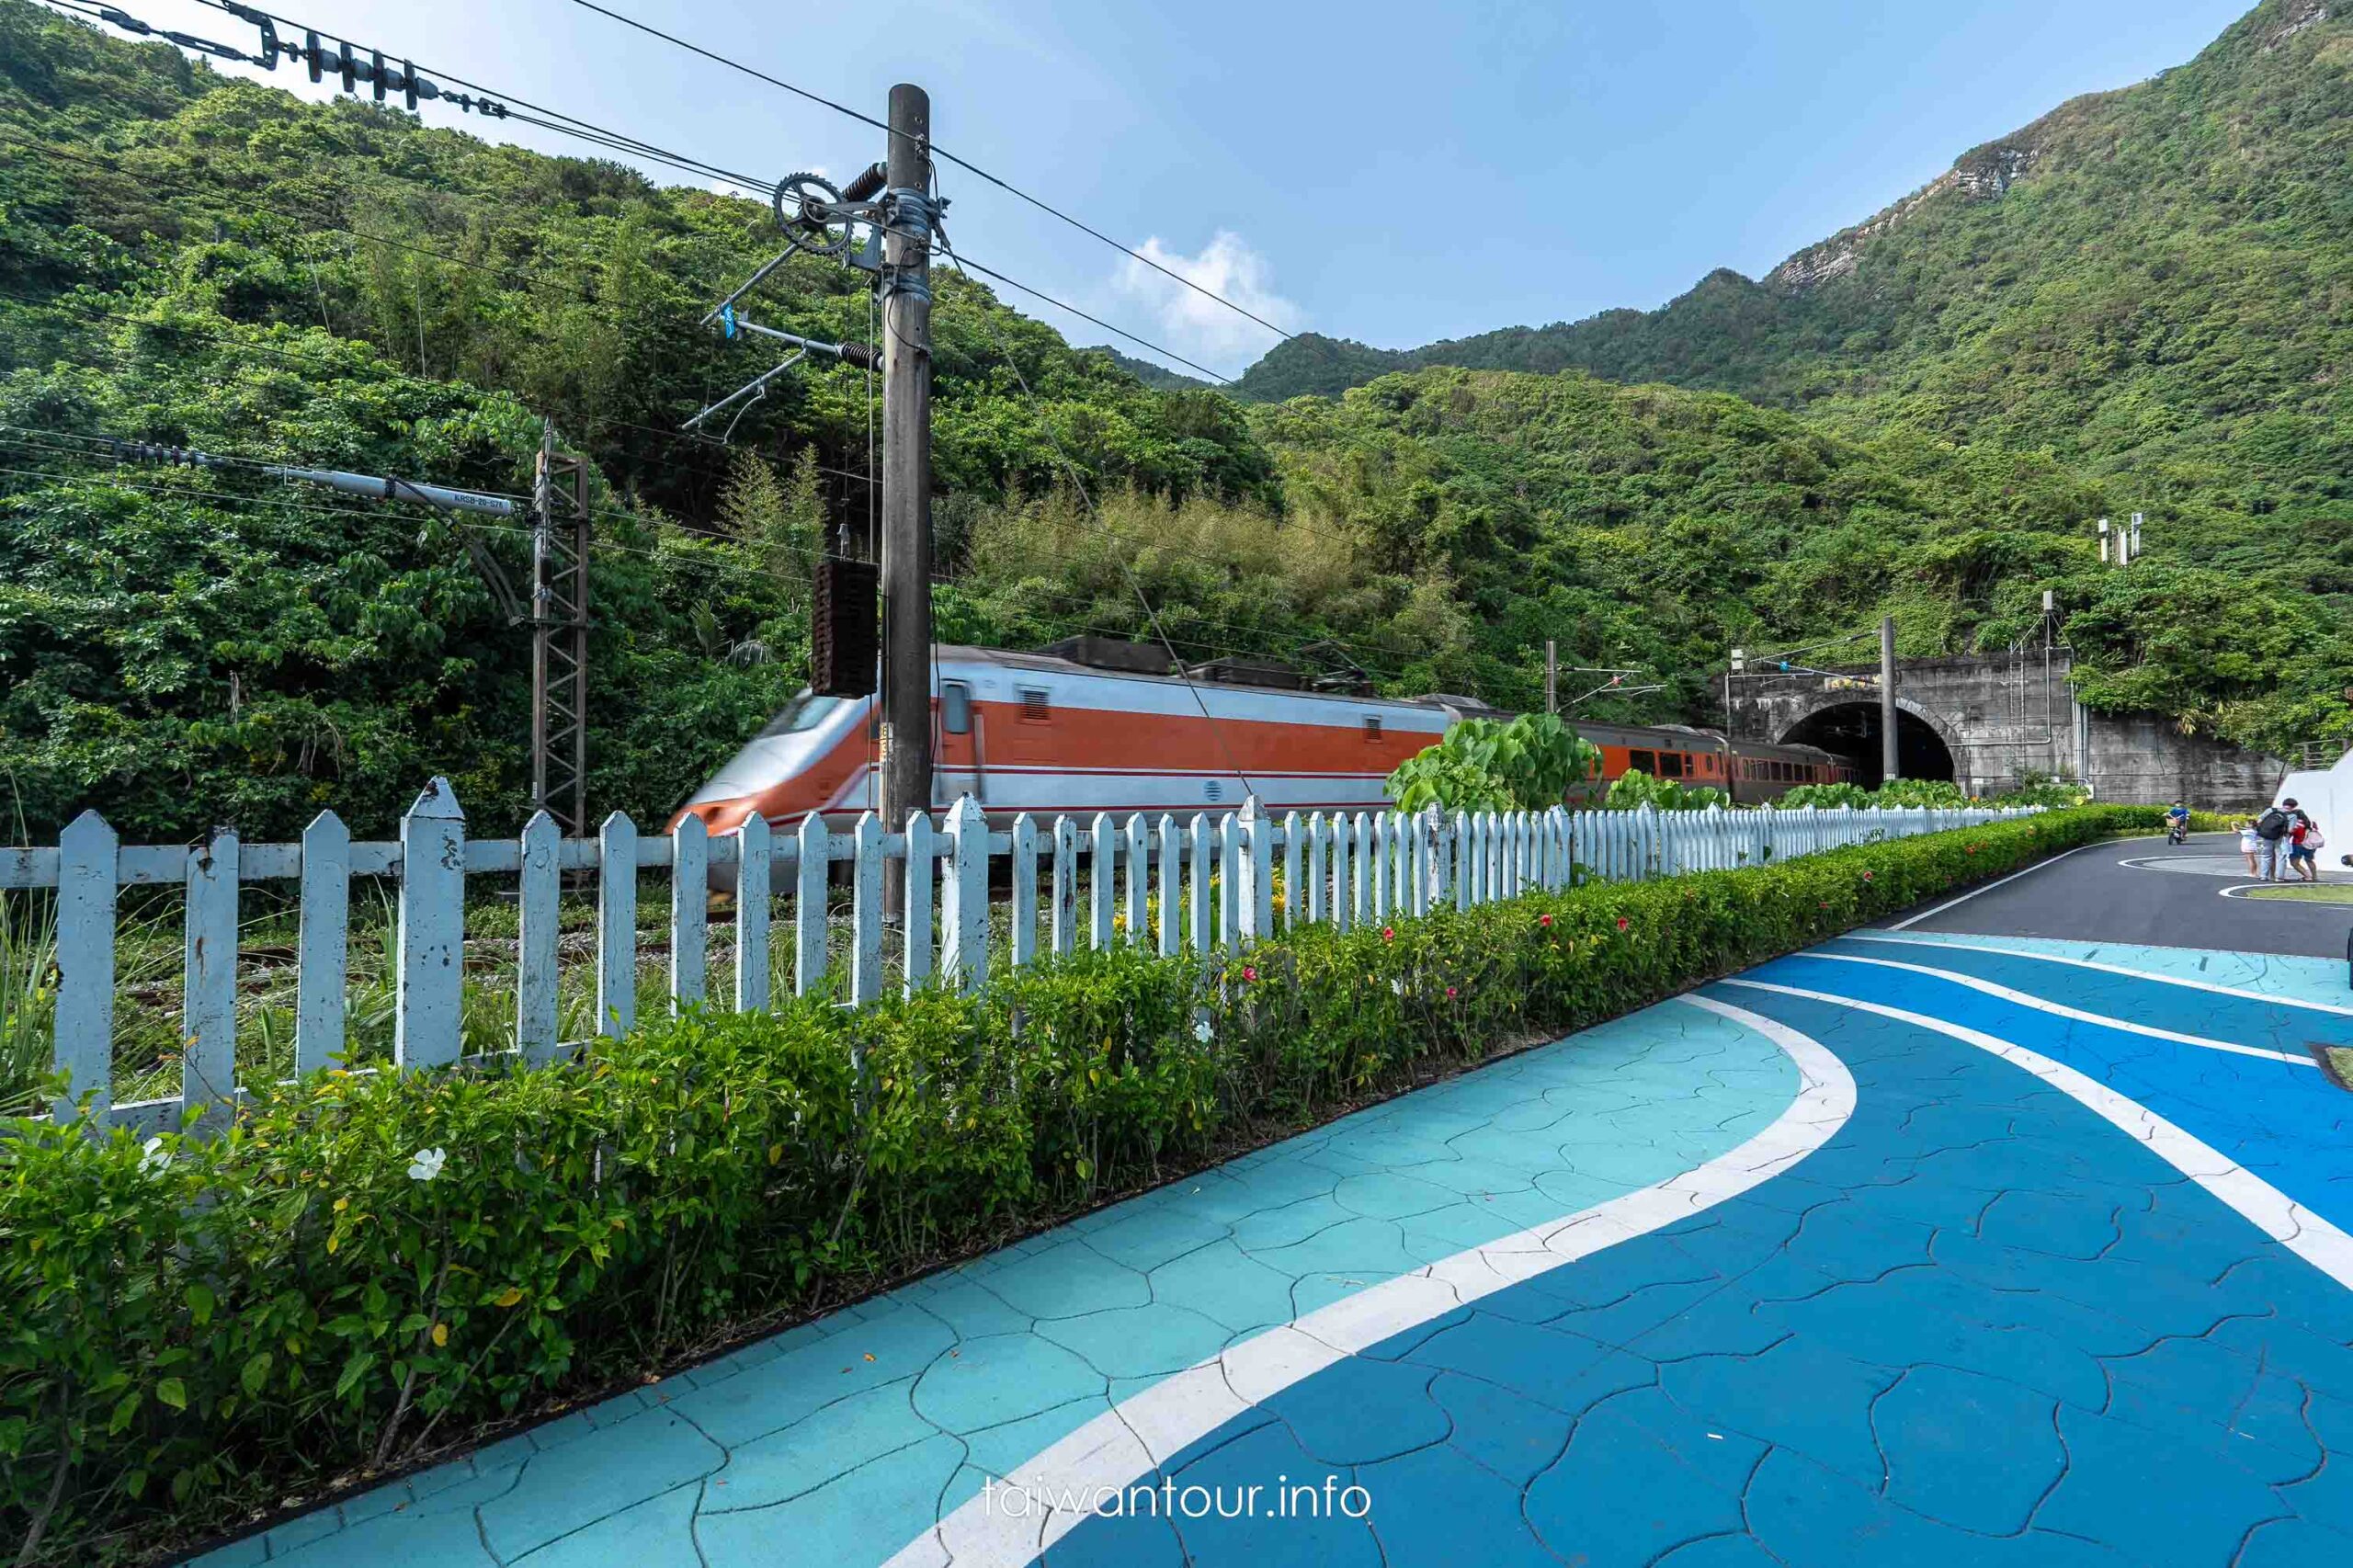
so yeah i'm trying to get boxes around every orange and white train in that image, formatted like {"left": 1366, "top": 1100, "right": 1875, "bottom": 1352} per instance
{"left": 671, "top": 640, "right": 1857, "bottom": 839}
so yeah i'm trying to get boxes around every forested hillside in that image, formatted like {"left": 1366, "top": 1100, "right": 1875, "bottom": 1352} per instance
{"left": 1, "top": 0, "right": 2347, "bottom": 844}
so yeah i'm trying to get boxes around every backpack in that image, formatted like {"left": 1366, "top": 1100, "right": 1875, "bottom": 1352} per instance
{"left": 2256, "top": 806, "right": 2290, "bottom": 841}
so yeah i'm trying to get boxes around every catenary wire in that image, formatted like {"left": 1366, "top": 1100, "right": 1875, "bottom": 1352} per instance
{"left": 554, "top": 0, "right": 1296, "bottom": 346}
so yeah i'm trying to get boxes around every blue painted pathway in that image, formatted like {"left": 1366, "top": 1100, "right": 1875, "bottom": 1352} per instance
{"left": 191, "top": 935, "right": 2353, "bottom": 1568}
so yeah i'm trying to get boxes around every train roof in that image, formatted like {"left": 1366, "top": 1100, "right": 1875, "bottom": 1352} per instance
{"left": 940, "top": 643, "right": 1463, "bottom": 713}
{"left": 940, "top": 642, "right": 1848, "bottom": 762}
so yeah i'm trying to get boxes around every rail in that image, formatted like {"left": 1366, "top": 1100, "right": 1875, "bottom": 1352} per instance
{"left": 3, "top": 783, "right": 2034, "bottom": 1133}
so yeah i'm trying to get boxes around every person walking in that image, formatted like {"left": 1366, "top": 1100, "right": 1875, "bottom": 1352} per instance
{"left": 2288, "top": 809, "right": 2324, "bottom": 882}
{"left": 2239, "top": 816, "right": 2264, "bottom": 875}
{"left": 2254, "top": 798, "right": 2298, "bottom": 881}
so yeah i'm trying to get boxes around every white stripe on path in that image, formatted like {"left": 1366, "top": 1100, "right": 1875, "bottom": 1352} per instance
{"left": 1721, "top": 979, "right": 2353, "bottom": 1292}
{"left": 1792, "top": 951, "right": 2316, "bottom": 1068}
{"left": 879, "top": 995, "right": 1856, "bottom": 1568}
{"left": 1851, "top": 932, "right": 2353, "bottom": 1018}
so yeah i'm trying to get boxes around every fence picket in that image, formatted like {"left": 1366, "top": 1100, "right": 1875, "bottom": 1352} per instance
{"left": 1328, "top": 812, "right": 1351, "bottom": 934}
{"left": 1124, "top": 814, "right": 1149, "bottom": 947}
{"left": 669, "top": 813, "right": 707, "bottom": 1013}
{"left": 1220, "top": 817, "right": 1241, "bottom": 949}
{"left": 1281, "top": 812, "right": 1302, "bottom": 931}
{"left": 1188, "top": 813, "right": 1212, "bottom": 953}
{"left": 797, "top": 813, "right": 829, "bottom": 998}
{"left": 1307, "top": 812, "right": 1328, "bottom": 925}
{"left": 396, "top": 778, "right": 466, "bottom": 1069}
{"left": 942, "top": 797, "right": 988, "bottom": 992}
{"left": 597, "top": 812, "right": 637, "bottom": 1039}
{"left": 903, "top": 812, "right": 934, "bottom": 994}
{"left": 1013, "top": 813, "right": 1040, "bottom": 969}
{"left": 1091, "top": 813, "right": 1117, "bottom": 951}
{"left": 51, "top": 811, "right": 117, "bottom": 1122}
{"left": 1157, "top": 814, "right": 1181, "bottom": 956}
{"left": 734, "top": 815, "right": 771, "bottom": 1016}
{"left": 1051, "top": 815, "right": 1077, "bottom": 957}
{"left": 851, "top": 812, "right": 884, "bottom": 1004}
{"left": 516, "top": 812, "right": 561, "bottom": 1061}
{"left": 182, "top": 827, "right": 238, "bottom": 1132}
{"left": 297, "top": 811, "right": 351, "bottom": 1075}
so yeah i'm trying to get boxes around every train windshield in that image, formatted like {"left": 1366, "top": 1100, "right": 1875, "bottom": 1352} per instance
{"left": 755, "top": 695, "right": 845, "bottom": 739}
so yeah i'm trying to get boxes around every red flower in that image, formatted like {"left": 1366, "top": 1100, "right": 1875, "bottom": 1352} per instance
{"left": 1818, "top": 902, "right": 1829, "bottom": 910}
{"left": 1381, "top": 926, "right": 1395, "bottom": 942}
{"left": 1242, "top": 965, "right": 1258, "bottom": 983}
{"left": 1539, "top": 914, "right": 1552, "bottom": 928}
{"left": 1862, "top": 871, "right": 1873, "bottom": 882}
{"left": 1616, "top": 917, "right": 1630, "bottom": 931}
{"left": 1445, "top": 985, "right": 1459, "bottom": 1000}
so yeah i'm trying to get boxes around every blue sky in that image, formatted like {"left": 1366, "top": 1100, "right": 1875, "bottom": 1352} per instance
{"left": 123, "top": 0, "right": 2255, "bottom": 377}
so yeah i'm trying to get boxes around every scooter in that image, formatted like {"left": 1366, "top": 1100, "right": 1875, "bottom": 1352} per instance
{"left": 2166, "top": 819, "right": 2191, "bottom": 846}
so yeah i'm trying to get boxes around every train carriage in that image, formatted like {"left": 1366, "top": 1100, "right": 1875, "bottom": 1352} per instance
{"left": 672, "top": 640, "right": 1857, "bottom": 838}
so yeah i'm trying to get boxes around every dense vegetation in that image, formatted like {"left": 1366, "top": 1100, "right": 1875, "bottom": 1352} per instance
{"left": 0, "top": 805, "right": 2158, "bottom": 1563}
{"left": 0, "top": 0, "right": 2346, "bottom": 845}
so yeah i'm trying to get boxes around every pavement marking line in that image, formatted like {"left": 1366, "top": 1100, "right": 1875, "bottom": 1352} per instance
{"left": 878, "top": 996, "right": 1856, "bottom": 1568}
{"left": 1882, "top": 839, "right": 2119, "bottom": 931}
{"left": 1793, "top": 950, "right": 2318, "bottom": 1067}
{"left": 1721, "top": 979, "right": 2353, "bottom": 1292}
{"left": 1851, "top": 931, "right": 2353, "bottom": 1017}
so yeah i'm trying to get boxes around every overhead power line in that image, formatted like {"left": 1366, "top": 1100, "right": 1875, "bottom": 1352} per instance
{"left": 556, "top": 0, "right": 1298, "bottom": 347}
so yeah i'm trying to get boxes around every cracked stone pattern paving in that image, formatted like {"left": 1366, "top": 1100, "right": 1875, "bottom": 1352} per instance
{"left": 1039, "top": 973, "right": 2353, "bottom": 1568}
{"left": 192, "top": 1004, "right": 1798, "bottom": 1566}
{"left": 1796, "top": 937, "right": 2353, "bottom": 1231}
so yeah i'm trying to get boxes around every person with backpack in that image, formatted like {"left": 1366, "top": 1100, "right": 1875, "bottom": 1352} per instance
{"left": 2254, "top": 798, "right": 2297, "bottom": 881}
{"left": 2288, "top": 809, "right": 2325, "bottom": 882}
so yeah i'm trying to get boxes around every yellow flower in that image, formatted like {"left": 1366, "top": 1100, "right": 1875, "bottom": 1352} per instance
{"left": 431, "top": 1323, "right": 449, "bottom": 1347}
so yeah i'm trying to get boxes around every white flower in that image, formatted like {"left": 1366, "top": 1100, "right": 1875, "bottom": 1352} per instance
{"left": 1391, "top": 978, "right": 1405, "bottom": 996}
{"left": 138, "top": 1136, "right": 171, "bottom": 1177}
{"left": 1192, "top": 1018, "right": 1213, "bottom": 1044}
{"left": 406, "top": 1147, "right": 448, "bottom": 1183}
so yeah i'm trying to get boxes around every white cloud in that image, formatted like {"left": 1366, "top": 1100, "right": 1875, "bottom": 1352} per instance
{"left": 1112, "top": 232, "right": 1302, "bottom": 375}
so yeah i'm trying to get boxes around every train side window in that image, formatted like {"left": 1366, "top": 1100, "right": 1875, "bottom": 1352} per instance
{"left": 1661, "top": 752, "right": 1686, "bottom": 778}
{"left": 1017, "top": 687, "right": 1051, "bottom": 722}
{"left": 1630, "top": 748, "right": 1657, "bottom": 774}
{"left": 1364, "top": 715, "right": 1382, "bottom": 742}
{"left": 942, "top": 681, "right": 972, "bottom": 735}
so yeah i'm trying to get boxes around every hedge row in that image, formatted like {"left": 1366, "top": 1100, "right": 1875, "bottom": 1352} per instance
{"left": 0, "top": 804, "right": 2164, "bottom": 1563}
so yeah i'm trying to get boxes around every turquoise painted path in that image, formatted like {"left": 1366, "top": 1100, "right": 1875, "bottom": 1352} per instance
{"left": 186, "top": 930, "right": 2353, "bottom": 1568}
{"left": 1037, "top": 966, "right": 2353, "bottom": 1568}
{"left": 190, "top": 1004, "right": 1800, "bottom": 1567}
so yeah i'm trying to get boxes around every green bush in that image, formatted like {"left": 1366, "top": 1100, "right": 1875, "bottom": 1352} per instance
{"left": 0, "top": 805, "right": 2161, "bottom": 1562}
{"left": 1603, "top": 767, "right": 1730, "bottom": 812}
{"left": 1385, "top": 713, "right": 1602, "bottom": 813}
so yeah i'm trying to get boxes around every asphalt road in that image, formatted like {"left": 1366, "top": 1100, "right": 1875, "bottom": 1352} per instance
{"left": 1895, "top": 831, "right": 2353, "bottom": 960}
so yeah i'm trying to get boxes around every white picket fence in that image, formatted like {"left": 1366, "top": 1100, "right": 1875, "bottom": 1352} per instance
{"left": 3, "top": 783, "right": 2033, "bottom": 1134}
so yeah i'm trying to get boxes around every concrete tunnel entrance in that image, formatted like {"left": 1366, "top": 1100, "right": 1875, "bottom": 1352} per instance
{"left": 1779, "top": 703, "right": 1957, "bottom": 790}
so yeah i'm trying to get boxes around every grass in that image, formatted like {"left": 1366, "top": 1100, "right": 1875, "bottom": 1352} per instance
{"left": 2242, "top": 881, "right": 2353, "bottom": 904}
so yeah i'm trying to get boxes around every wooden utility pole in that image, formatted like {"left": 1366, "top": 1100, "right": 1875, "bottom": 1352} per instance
{"left": 1879, "top": 615, "right": 1900, "bottom": 783}
{"left": 878, "top": 83, "right": 936, "bottom": 837}
{"left": 1544, "top": 641, "right": 1558, "bottom": 714}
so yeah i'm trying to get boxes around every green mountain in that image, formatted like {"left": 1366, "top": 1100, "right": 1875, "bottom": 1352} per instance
{"left": 1079, "top": 345, "right": 1211, "bottom": 391}
{"left": 1234, "top": 0, "right": 2353, "bottom": 533}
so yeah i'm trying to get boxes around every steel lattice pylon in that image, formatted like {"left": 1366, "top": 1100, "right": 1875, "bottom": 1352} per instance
{"left": 531, "top": 424, "right": 592, "bottom": 836}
